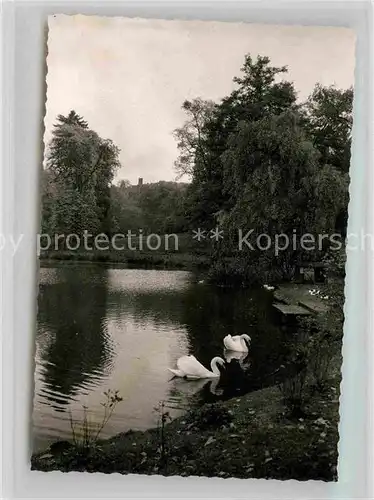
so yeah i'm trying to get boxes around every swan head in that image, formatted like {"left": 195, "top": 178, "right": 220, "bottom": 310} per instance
{"left": 241, "top": 334, "right": 251, "bottom": 345}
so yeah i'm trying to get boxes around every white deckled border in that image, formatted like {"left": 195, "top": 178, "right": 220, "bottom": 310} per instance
{"left": 1, "top": 1, "right": 373, "bottom": 499}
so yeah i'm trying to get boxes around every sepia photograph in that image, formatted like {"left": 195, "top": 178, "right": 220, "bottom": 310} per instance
{"left": 31, "top": 15, "right": 355, "bottom": 481}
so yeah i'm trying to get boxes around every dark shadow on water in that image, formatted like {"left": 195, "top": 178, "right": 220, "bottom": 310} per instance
{"left": 36, "top": 266, "right": 114, "bottom": 409}
{"left": 176, "top": 285, "right": 290, "bottom": 399}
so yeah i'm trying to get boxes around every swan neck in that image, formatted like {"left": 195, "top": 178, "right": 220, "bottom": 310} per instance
{"left": 211, "top": 358, "right": 221, "bottom": 375}
{"left": 241, "top": 335, "right": 250, "bottom": 346}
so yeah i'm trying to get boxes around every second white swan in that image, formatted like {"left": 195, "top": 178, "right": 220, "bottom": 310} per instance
{"left": 168, "top": 355, "right": 225, "bottom": 379}
{"left": 223, "top": 334, "right": 251, "bottom": 353}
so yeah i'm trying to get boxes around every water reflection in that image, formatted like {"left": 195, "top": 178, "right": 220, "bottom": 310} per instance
{"left": 36, "top": 267, "right": 114, "bottom": 408}
{"left": 168, "top": 377, "right": 223, "bottom": 408}
{"left": 33, "top": 264, "right": 288, "bottom": 452}
{"left": 224, "top": 350, "right": 251, "bottom": 369}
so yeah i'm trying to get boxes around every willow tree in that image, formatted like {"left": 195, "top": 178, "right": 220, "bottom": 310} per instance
{"left": 174, "top": 54, "right": 351, "bottom": 284}
{"left": 174, "top": 55, "right": 298, "bottom": 230}
{"left": 219, "top": 110, "right": 348, "bottom": 282}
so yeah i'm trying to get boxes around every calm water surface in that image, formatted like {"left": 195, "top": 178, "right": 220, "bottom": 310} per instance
{"left": 33, "top": 264, "right": 288, "bottom": 452}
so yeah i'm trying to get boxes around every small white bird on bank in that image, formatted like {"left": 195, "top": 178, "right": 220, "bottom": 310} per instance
{"left": 309, "top": 289, "right": 328, "bottom": 299}
{"left": 223, "top": 334, "right": 251, "bottom": 353}
{"left": 168, "top": 355, "right": 225, "bottom": 379}
{"left": 263, "top": 284, "right": 275, "bottom": 291}
{"left": 198, "top": 280, "right": 205, "bottom": 284}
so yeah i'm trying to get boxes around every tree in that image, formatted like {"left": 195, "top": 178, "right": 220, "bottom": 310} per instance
{"left": 175, "top": 54, "right": 352, "bottom": 284}
{"left": 302, "top": 84, "right": 353, "bottom": 236}
{"left": 218, "top": 110, "right": 348, "bottom": 281}
{"left": 107, "top": 181, "right": 188, "bottom": 235}
{"left": 40, "top": 169, "right": 57, "bottom": 235}
{"left": 303, "top": 84, "right": 353, "bottom": 173}
{"left": 175, "top": 55, "right": 299, "bottom": 230}
{"left": 42, "top": 111, "right": 120, "bottom": 237}
{"left": 173, "top": 98, "right": 215, "bottom": 178}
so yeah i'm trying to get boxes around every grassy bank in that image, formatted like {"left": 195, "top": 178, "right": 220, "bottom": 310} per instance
{"left": 31, "top": 362, "right": 340, "bottom": 481}
{"left": 39, "top": 249, "right": 210, "bottom": 270}
{"left": 39, "top": 232, "right": 213, "bottom": 269}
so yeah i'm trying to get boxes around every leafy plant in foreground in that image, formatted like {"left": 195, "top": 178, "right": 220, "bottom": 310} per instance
{"left": 69, "top": 389, "right": 123, "bottom": 450}
{"left": 278, "top": 369, "right": 308, "bottom": 418}
{"left": 154, "top": 400, "right": 172, "bottom": 472}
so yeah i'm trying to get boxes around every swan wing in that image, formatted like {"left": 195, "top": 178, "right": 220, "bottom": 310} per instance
{"left": 177, "top": 355, "right": 212, "bottom": 378}
{"left": 224, "top": 335, "right": 243, "bottom": 351}
{"left": 223, "top": 335, "right": 232, "bottom": 350}
{"left": 224, "top": 335, "right": 240, "bottom": 349}
{"left": 231, "top": 335, "right": 242, "bottom": 344}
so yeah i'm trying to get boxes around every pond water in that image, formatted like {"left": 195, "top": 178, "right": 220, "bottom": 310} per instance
{"left": 32, "top": 264, "right": 289, "bottom": 452}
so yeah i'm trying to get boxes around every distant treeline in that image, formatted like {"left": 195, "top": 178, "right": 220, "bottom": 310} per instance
{"left": 109, "top": 180, "right": 189, "bottom": 235}
{"left": 41, "top": 54, "right": 352, "bottom": 283}
{"left": 41, "top": 114, "right": 189, "bottom": 238}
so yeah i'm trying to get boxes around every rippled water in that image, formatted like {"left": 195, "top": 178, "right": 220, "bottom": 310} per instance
{"left": 32, "top": 264, "right": 288, "bottom": 452}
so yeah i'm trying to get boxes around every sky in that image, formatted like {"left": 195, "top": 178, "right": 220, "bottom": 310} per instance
{"left": 45, "top": 15, "right": 356, "bottom": 184}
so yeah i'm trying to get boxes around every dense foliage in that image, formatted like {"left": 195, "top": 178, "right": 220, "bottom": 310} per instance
{"left": 41, "top": 54, "right": 352, "bottom": 283}
{"left": 109, "top": 180, "right": 188, "bottom": 235}
{"left": 41, "top": 111, "right": 188, "bottom": 240}
{"left": 173, "top": 55, "right": 352, "bottom": 283}
{"left": 42, "top": 111, "right": 121, "bottom": 237}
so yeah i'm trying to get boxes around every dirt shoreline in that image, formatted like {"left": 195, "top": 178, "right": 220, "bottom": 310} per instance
{"left": 31, "top": 370, "right": 340, "bottom": 481}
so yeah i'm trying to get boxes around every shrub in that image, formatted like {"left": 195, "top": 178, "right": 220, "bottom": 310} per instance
{"left": 278, "top": 368, "right": 308, "bottom": 418}
{"left": 69, "top": 389, "right": 123, "bottom": 450}
{"left": 206, "top": 258, "right": 261, "bottom": 287}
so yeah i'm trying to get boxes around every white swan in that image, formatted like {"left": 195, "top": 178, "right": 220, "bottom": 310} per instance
{"left": 263, "top": 284, "right": 275, "bottom": 291}
{"left": 168, "top": 355, "right": 225, "bottom": 379}
{"left": 223, "top": 334, "right": 251, "bottom": 353}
